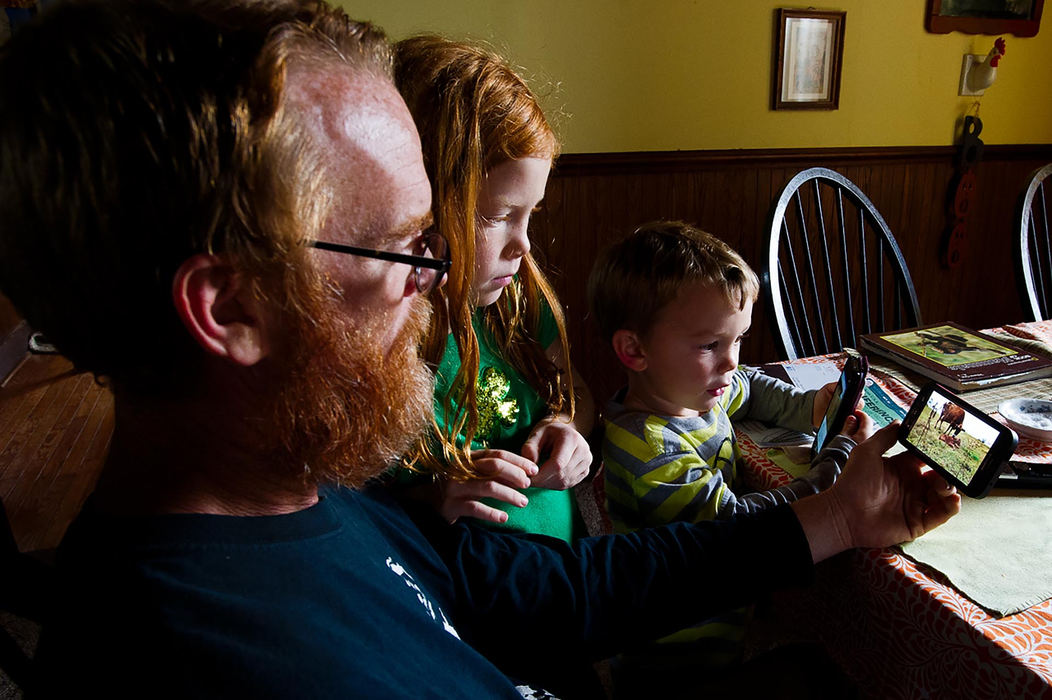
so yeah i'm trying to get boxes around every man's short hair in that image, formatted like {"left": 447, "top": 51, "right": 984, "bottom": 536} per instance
{"left": 0, "top": 0, "right": 389, "bottom": 395}
{"left": 587, "top": 221, "right": 760, "bottom": 342}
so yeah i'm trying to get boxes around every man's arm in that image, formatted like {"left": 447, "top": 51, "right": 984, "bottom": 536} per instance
{"left": 412, "top": 420, "right": 958, "bottom": 672}
{"left": 414, "top": 499, "right": 814, "bottom": 675}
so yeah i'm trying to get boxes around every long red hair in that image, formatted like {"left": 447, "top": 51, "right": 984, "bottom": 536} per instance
{"left": 395, "top": 35, "right": 575, "bottom": 479}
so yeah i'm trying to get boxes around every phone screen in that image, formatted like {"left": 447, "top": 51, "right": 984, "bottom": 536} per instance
{"left": 900, "top": 384, "right": 1017, "bottom": 497}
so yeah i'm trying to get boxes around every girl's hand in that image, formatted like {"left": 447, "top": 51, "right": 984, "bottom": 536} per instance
{"left": 436, "top": 449, "right": 538, "bottom": 525}
{"left": 520, "top": 418, "right": 592, "bottom": 490}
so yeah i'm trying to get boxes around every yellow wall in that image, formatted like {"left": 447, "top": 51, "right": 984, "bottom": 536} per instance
{"left": 339, "top": 1, "right": 1052, "bottom": 153}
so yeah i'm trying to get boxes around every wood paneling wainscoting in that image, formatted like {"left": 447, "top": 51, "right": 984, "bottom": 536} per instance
{"left": 531, "top": 144, "right": 1052, "bottom": 407}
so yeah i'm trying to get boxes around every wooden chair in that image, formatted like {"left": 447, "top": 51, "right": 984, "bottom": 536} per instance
{"left": 1014, "top": 163, "right": 1052, "bottom": 321}
{"left": 763, "top": 167, "right": 922, "bottom": 360}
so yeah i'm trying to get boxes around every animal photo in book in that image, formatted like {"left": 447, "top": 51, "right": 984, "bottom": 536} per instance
{"left": 906, "top": 394, "right": 1000, "bottom": 485}
{"left": 884, "top": 325, "right": 1013, "bottom": 368}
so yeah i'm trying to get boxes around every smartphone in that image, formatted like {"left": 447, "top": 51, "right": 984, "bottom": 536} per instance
{"left": 899, "top": 382, "right": 1018, "bottom": 498}
{"left": 813, "top": 349, "right": 869, "bottom": 457}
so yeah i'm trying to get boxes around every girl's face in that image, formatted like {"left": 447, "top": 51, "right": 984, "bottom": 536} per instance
{"left": 471, "top": 156, "right": 551, "bottom": 307}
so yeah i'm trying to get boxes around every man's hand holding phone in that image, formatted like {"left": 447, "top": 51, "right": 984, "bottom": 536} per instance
{"left": 793, "top": 422, "right": 962, "bottom": 563}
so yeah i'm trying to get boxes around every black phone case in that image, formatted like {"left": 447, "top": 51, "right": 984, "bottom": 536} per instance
{"left": 813, "top": 351, "right": 869, "bottom": 457}
{"left": 898, "top": 382, "right": 1018, "bottom": 498}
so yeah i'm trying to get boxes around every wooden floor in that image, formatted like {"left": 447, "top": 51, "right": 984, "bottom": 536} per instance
{"left": 0, "top": 352, "right": 112, "bottom": 553}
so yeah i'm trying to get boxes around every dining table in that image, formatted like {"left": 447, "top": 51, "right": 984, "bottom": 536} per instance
{"left": 737, "top": 320, "right": 1052, "bottom": 700}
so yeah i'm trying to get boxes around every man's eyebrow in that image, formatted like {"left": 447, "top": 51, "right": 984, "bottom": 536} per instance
{"left": 372, "top": 211, "right": 431, "bottom": 246}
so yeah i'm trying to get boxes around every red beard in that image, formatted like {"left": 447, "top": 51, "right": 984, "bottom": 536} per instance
{"left": 266, "top": 289, "right": 434, "bottom": 488}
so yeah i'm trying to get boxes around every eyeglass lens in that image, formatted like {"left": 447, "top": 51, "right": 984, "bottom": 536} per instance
{"left": 414, "top": 234, "right": 449, "bottom": 293}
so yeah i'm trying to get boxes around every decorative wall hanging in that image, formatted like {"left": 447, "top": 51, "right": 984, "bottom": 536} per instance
{"left": 942, "top": 115, "right": 985, "bottom": 268}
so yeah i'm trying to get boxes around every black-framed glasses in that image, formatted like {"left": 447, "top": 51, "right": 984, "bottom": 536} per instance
{"left": 308, "top": 232, "right": 451, "bottom": 294}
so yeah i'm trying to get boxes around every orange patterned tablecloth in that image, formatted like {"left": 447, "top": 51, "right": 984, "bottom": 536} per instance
{"left": 740, "top": 334, "right": 1052, "bottom": 699}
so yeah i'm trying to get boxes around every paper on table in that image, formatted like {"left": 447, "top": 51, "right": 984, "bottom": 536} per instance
{"left": 900, "top": 491, "right": 1052, "bottom": 616}
{"left": 783, "top": 362, "right": 841, "bottom": 390}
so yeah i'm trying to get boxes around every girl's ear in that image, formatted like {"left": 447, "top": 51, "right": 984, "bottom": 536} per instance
{"left": 611, "top": 329, "right": 648, "bottom": 372}
{"left": 171, "top": 254, "right": 271, "bottom": 367}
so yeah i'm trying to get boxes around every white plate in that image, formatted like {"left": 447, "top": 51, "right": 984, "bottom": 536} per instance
{"left": 998, "top": 398, "right": 1052, "bottom": 442}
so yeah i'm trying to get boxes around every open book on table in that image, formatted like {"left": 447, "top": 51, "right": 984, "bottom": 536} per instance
{"left": 858, "top": 322, "right": 1052, "bottom": 392}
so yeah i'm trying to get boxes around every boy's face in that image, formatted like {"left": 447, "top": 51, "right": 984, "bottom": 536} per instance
{"left": 632, "top": 281, "right": 752, "bottom": 416}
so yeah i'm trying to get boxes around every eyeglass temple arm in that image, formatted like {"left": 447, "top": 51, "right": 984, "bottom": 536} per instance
{"left": 308, "top": 240, "right": 449, "bottom": 271}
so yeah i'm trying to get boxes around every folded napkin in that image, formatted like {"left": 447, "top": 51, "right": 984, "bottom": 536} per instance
{"left": 900, "top": 490, "right": 1052, "bottom": 616}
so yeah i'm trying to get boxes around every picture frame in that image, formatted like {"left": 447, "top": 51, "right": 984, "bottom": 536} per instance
{"left": 926, "top": 0, "right": 1044, "bottom": 38}
{"left": 772, "top": 9, "right": 846, "bottom": 111}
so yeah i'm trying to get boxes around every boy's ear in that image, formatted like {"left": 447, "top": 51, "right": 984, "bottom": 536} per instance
{"left": 172, "top": 254, "right": 271, "bottom": 367}
{"left": 611, "top": 329, "right": 648, "bottom": 372}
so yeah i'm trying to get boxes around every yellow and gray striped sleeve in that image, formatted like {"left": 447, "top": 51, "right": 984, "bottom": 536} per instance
{"left": 602, "top": 378, "right": 748, "bottom": 533}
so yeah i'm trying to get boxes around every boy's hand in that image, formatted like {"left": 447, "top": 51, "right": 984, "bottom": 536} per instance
{"left": 811, "top": 381, "right": 865, "bottom": 429}
{"left": 521, "top": 418, "right": 592, "bottom": 490}
{"left": 839, "top": 411, "right": 876, "bottom": 443}
{"left": 811, "top": 382, "right": 837, "bottom": 428}
{"left": 434, "top": 450, "right": 538, "bottom": 525}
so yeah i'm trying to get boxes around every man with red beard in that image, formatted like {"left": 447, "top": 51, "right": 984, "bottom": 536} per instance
{"left": 0, "top": 1, "right": 959, "bottom": 697}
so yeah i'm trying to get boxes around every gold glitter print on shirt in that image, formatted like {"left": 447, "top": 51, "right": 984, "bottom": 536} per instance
{"left": 475, "top": 366, "right": 519, "bottom": 444}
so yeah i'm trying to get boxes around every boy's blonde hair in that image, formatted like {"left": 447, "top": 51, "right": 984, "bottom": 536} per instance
{"left": 588, "top": 221, "right": 760, "bottom": 342}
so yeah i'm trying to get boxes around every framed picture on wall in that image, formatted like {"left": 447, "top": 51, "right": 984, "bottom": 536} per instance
{"left": 926, "top": 0, "right": 1044, "bottom": 37}
{"left": 772, "top": 9, "right": 846, "bottom": 111}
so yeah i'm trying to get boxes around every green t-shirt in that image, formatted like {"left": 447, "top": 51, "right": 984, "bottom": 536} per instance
{"left": 434, "top": 306, "right": 582, "bottom": 542}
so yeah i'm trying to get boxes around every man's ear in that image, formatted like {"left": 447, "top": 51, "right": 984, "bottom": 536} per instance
{"left": 611, "top": 329, "right": 648, "bottom": 372}
{"left": 172, "top": 254, "right": 271, "bottom": 366}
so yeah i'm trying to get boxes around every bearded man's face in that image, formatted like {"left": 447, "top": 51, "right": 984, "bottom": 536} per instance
{"left": 260, "top": 68, "right": 437, "bottom": 487}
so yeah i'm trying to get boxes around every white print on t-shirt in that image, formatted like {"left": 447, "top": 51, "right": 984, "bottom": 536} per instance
{"left": 386, "top": 557, "right": 460, "bottom": 639}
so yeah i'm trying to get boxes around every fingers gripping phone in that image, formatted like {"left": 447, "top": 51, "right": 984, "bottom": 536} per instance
{"left": 813, "top": 349, "right": 868, "bottom": 458}
{"left": 899, "top": 382, "right": 1018, "bottom": 498}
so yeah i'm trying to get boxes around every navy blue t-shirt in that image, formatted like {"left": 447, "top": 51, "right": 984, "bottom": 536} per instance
{"left": 36, "top": 485, "right": 813, "bottom": 697}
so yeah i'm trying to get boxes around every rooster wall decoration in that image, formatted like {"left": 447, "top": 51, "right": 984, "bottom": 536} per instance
{"left": 960, "top": 37, "right": 1006, "bottom": 96}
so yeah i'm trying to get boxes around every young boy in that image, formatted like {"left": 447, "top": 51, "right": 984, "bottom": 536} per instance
{"left": 587, "top": 221, "right": 871, "bottom": 697}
